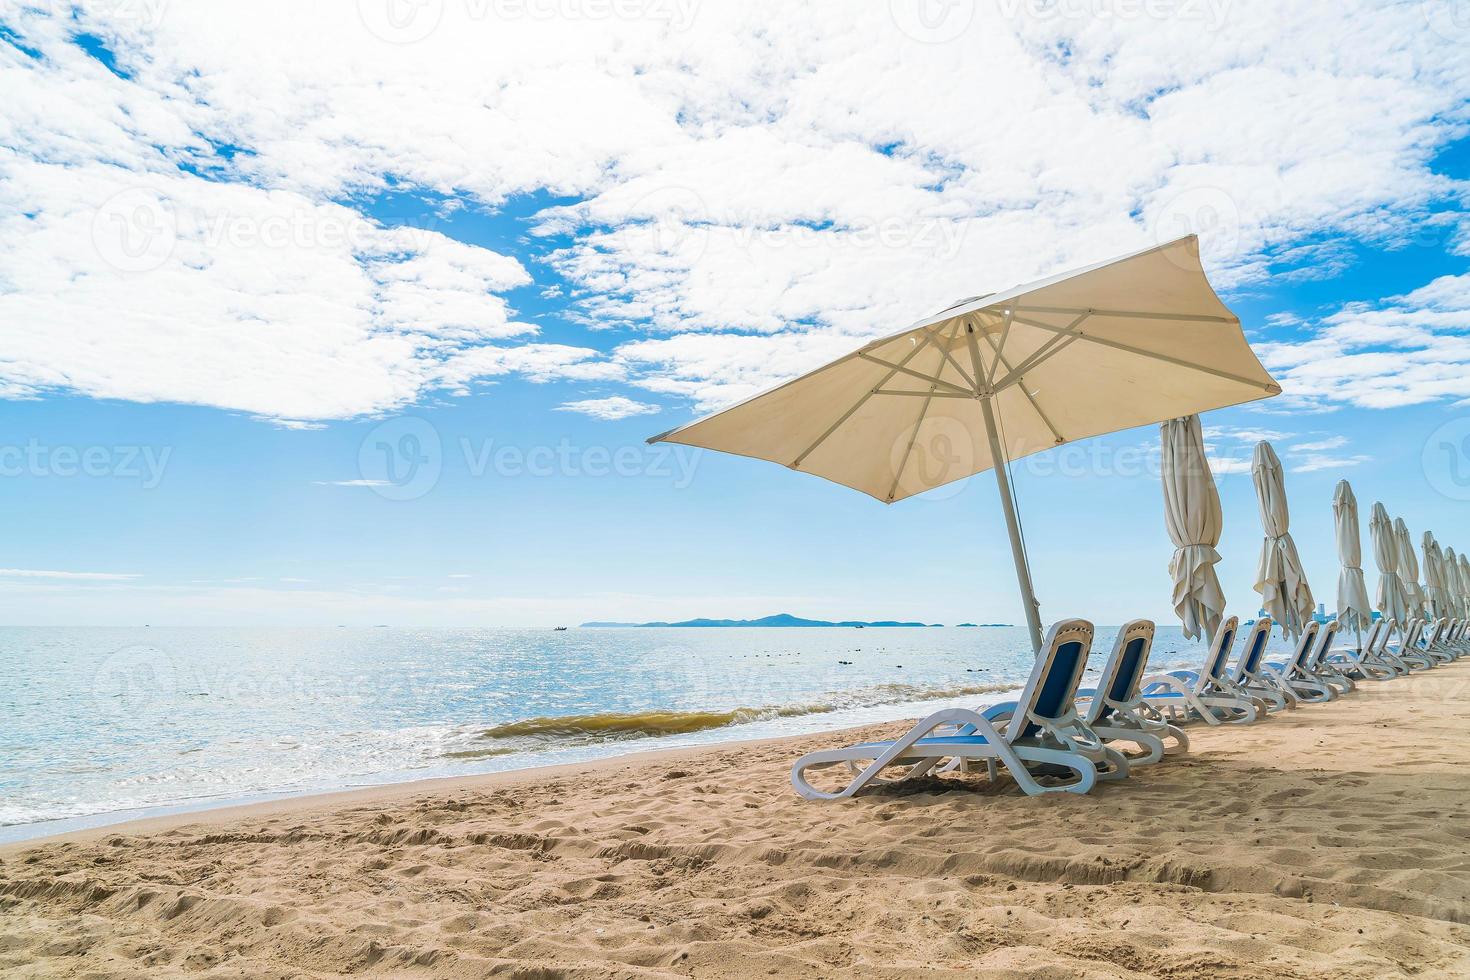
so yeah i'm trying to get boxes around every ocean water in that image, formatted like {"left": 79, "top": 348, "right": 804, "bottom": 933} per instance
{"left": 0, "top": 624, "right": 1288, "bottom": 841}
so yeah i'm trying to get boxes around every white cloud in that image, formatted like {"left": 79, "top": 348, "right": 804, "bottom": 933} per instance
{"left": 1260, "top": 272, "right": 1470, "bottom": 411}
{"left": 1205, "top": 455, "right": 1255, "bottom": 476}
{"left": 0, "top": 568, "right": 139, "bottom": 581}
{"left": 0, "top": 1, "right": 1466, "bottom": 421}
{"left": 312, "top": 479, "right": 390, "bottom": 487}
{"left": 1288, "top": 435, "right": 1348, "bottom": 453}
{"left": 556, "top": 396, "right": 662, "bottom": 420}
{"left": 1202, "top": 425, "right": 1294, "bottom": 445}
{"left": 1290, "top": 453, "right": 1372, "bottom": 473}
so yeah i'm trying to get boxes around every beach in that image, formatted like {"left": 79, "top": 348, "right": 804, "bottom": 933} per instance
{"left": 4, "top": 659, "right": 1469, "bottom": 979}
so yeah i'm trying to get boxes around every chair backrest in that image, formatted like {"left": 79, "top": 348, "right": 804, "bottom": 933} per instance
{"left": 1088, "top": 619, "right": 1155, "bottom": 724}
{"left": 1403, "top": 619, "right": 1424, "bottom": 650}
{"left": 1425, "top": 619, "right": 1445, "bottom": 647}
{"left": 1230, "top": 618, "right": 1272, "bottom": 681}
{"left": 1289, "top": 620, "right": 1320, "bottom": 670}
{"left": 1308, "top": 619, "right": 1339, "bottom": 668}
{"left": 1373, "top": 619, "right": 1397, "bottom": 655}
{"left": 1390, "top": 618, "right": 1418, "bottom": 652}
{"left": 1009, "top": 618, "right": 1094, "bottom": 742}
{"left": 1200, "top": 615, "right": 1239, "bottom": 690}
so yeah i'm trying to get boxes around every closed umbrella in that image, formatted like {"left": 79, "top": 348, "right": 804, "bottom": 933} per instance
{"left": 1161, "top": 414, "right": 1225, "bottom": 641}
{"left": 1332, "top": 480, "right": 1373, "bottom": 634}
{"left": 1460, "top": 553, "right": 1470, "bottom": 616}
{"left": 1251, "top": 442, "right": 1314, "bottom": 638}
{"left": 1394, "top": 518, "right": 1426, "bottom": 620}
{"left": 650, "top": 235, "right": 1279, "bottom": 652}
{"left": 1370, "top": 502, "right": 1408, "bottom": 625}
{"left": 1441, "top": 546, "right": 1461, "bottom": 618}
{"left": 1422, "top": 532, "right": 1449, "bottom": 619}
{"left": 1458, "top": 552, "right": 1470, "bottom": 620}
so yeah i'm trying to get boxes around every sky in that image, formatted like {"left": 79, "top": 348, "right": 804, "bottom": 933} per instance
{"left": 0, "top": 0, "right": 1467, "bottom": 627}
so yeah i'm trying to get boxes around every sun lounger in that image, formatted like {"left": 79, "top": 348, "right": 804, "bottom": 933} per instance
{"left": 1325, "top": 619, "right": 1400, "bottom": 680}
{"left": 1299, "top": 620, "right": 1354, "bottom": 696}
{"left": 1069, "top": 619, "right": 1188, "bottom": 764}
{"left": 1261, "top": 621, "right": 1335, "bottom": 703}
{"left": 1229, "top": 617, "right": 1297, "bottom": 711}
{"left": 1386, "top": 619, "right": 1434, "bottom": 672}
{"left": 1420, "top": 618, "right": 1458, "bottom": 664}
{"left": 790, "top": 619, "right": 1125, "bottom": 799}
{"left": 1138, "top": 616, "right": 1261, "bottom": 725}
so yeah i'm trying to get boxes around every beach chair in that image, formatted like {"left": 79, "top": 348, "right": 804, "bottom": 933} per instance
{"left": 1261, "top": 621, "right": 1335, "bottom": 703}
{"left": 790, "top": 619, "right": 1125, "bottom": 800}
{"left": 1138, "top": 616, "right": 1261, "bottom": 725}
{"left": 1228, "top": 617, "right": 1297, "bottom": 712}
{"left": 1069, "top": 619, "right": 1188, "bottom": 764}
{"left": 1443, "top": 619, "right": 1470, "bottom": 658}
{"left": 1420, "top": 619, "right": 1458, "bottom": 664}
{"left": 1300, "top": 620, "right": 1355, "bottom": 696}
{"left": 1325, "top": 619, "right": 1400, "bottom": 681}
{"left": 1386, "top": 619, "right": 1434, "bottom": 672}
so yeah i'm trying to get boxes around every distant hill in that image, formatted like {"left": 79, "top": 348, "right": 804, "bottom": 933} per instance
{"left": 579, "top": 613, "right": 945, "bottom": 628}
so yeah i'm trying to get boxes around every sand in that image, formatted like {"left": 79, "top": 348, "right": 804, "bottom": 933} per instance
{"left": 3, "top": 660, "right": 1470, "bottom": 978}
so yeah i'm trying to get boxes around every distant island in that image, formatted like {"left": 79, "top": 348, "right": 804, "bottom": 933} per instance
{"left": 579, "top": 613, "right": 1003, "bottom": 628}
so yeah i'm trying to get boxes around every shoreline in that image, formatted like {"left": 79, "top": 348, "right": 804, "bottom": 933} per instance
{"left": 6, "top": 661, "right": 1468, "bottom": 976}
{"left": 0, "top": 726, "right": 842, "bottom": 855}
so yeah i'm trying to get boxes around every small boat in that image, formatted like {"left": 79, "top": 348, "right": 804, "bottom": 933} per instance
{"left": 553, "top": 626, "right": 568, "bottom": 631}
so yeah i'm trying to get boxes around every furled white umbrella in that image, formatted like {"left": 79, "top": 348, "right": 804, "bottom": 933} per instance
{"left": 1370, "top": 502, "right": 1408, "bottom": 626}
{"left": 1160, "top": 415, "right": 1225, "bottom": 641}
{"left": 650, "top": 236, "right": 1280, "bottom": 652}
{"left": 1332, "top": 480, "right": 1373, "bottom": 634}
{"left": 1440, "top": 546, "right": 1461, "bottom": 618}
{"left": 1251, "top": 442, "right": 1315, "bottom": 638}
{"left": 1394, "top": 517, "right": 1427, "bottom": 621}
{"left": 1423, "top": 532, "right": 1450, "bottom": 619}
{"left": 1454, "top": 549, "right": 1470, "bottom": 618}
{"left": 1460, "top": 553, "right": 1470, "bottom": 617}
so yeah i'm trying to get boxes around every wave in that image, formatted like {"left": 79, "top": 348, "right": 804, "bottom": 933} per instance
{"left": 442, "top": 680, "right": 1022, "bottom": 760}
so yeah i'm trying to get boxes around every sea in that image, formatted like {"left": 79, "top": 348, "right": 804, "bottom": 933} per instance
{"left": 0, "top": 624, "right": 1297, "bottom": 842}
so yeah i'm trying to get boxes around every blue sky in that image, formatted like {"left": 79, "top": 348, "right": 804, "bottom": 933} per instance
{"left": 1, "top": 2, "right": 1467, "bottom": 626}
